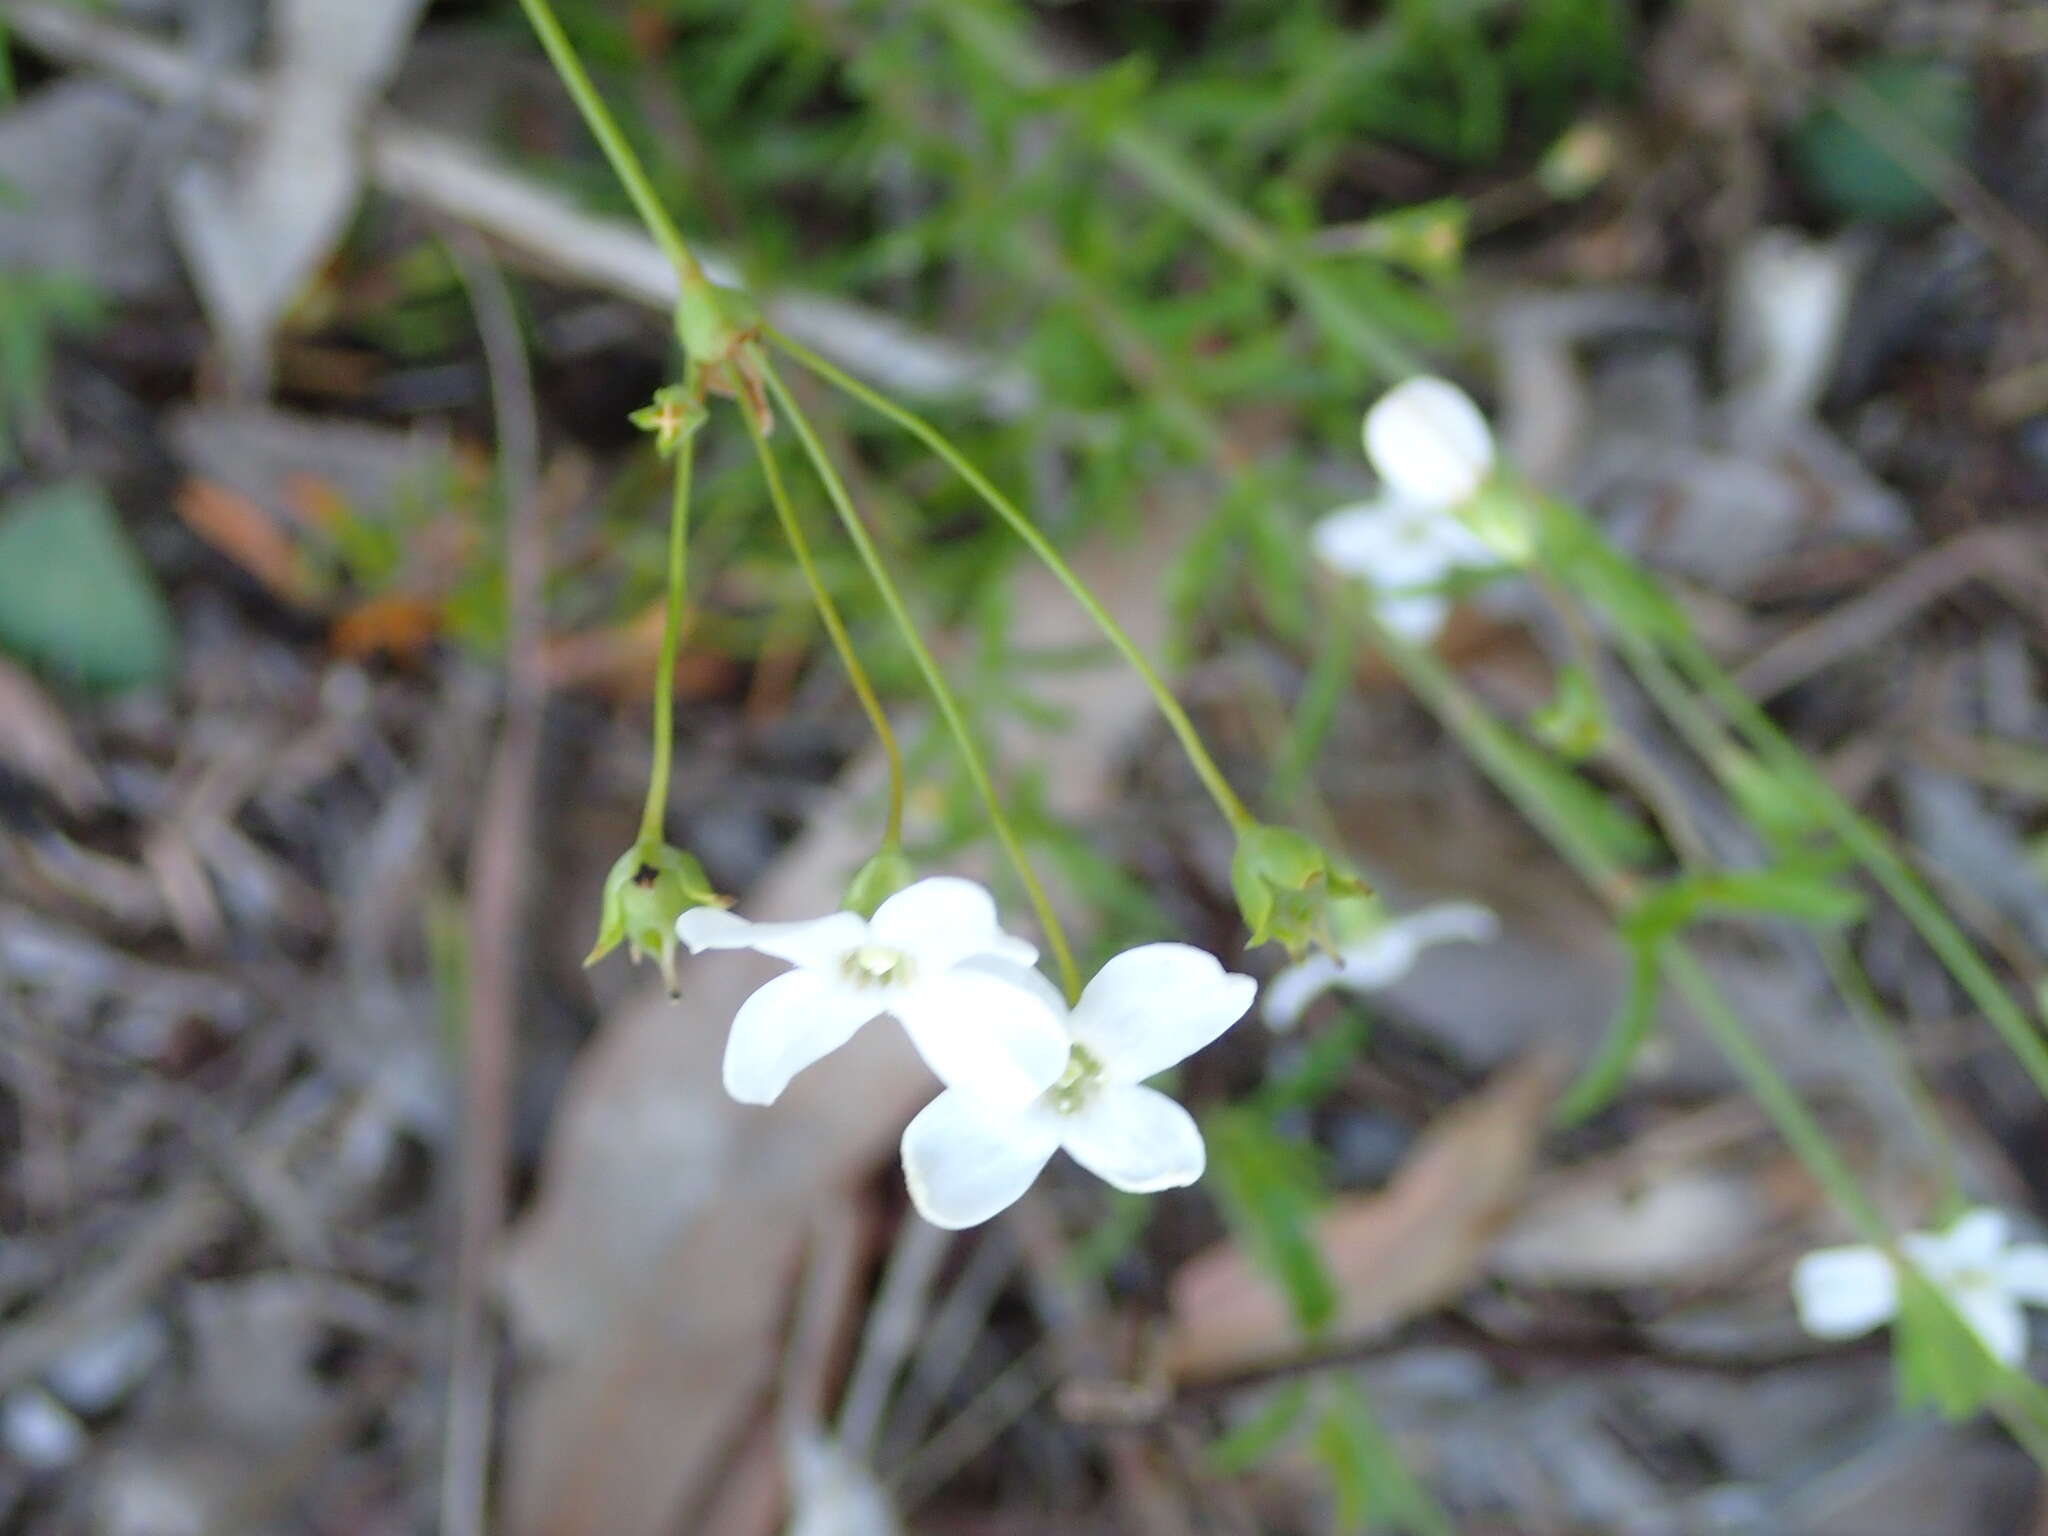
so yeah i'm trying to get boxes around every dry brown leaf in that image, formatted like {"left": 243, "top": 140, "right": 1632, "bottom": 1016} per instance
{"left": 177, "top": 480, "right": 328, "bottom": 608}
{"left": 0, "top": 657, "right": 105, "bottom": 814}
{"left": 1167, "top": 1054, "right": 1564, "bottom": 1382}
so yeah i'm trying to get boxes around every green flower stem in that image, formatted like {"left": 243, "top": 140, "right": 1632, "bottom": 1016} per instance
{"left": 1648, "top": 632, "right": 2048, "bottom": 1102}
{"left": 1366, "top": 612, "right": 1886, "bottom": 1238}
{"left": 770, "top": 328, "right": 1256, "bottom": 838}
{"left": 638, "top": 435, "right": 695, "bottom": 845}
{"left": 1598, "top": 625, "right": 1969, "bottom": 1200}
{"left": 516, "top": 0, "right": 707, "bottom": 293}
{"left": 763, "top": 365, "right": 1081, "bottom": 1000}
{"left": 740, "top": 407, "right": 906, "bottom": 851}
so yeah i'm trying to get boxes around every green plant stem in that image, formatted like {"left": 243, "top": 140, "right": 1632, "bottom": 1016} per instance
{"left": 763, "top": 365, "right": 1080, "bottom": 998}
{"left": 1368, "top": 613, "right": 1887, "bottom": 1236}
{"left": 1649, "top": 633, "right": 2048, "bottom": 1101}
{"left": 771, "top": 328, "right": 1256, "bottom": 838}
{"left": 639, "top": 435, "right": 694, "bottom": 845}
{"left": 740, "top": 408, "right": 906, "bottom": 850}
{"left": 516, "top": 0, "right": 707, "bottom": 292}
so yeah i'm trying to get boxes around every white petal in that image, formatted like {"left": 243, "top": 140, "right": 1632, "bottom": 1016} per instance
{"left": 721, "top": 970, "right": 878, "bottom": 1105}
{"left": 1363, "top": 376, "right": 1495, "bottom": 507}
{"left": 1997, "top": 1244, "right": 2048, "bottom": 1306}
{"left": 871, "top": 877, "right": 1032, "bottom": 970}
{"left": 1791, "top": 1245, "right": 1898, "bottom": 1339}
{"left": 1908, "top": 1208, "right": 2011, "bottom": 1278}
{"left": 1372, "top": 589, "right": 1452, "bottom": 644}
{"left": 893, "top": 960, "right": 1070, "bottom": 1109}
{"left": 1332, "top": 929, "right": 1422, "bottom": 991}
{"left": 1313, "top": 501, "right": 1449, "bottom": 587}
{"left": 1955, "top": 1287, "right": 2030, "bottom": 1367}
{"left": 1390, "top": 900, "right": 1500, "bottom": 949}
{"left": 901, "top": 1089, "right": 1060, "bottom": 1229}
{"left": 1336, "top": 901, "right": 1498, "bottom": 990}
{"left": 678, "top": 907, "right": 869, "bottom": 969}
{"left": 1060, "top": 1084, "right": 1206, "bottom": 1193}
{"left": 1262, "top": 953, "right": 1345, "bottom": 1030}
{"left": 1068, "top": 943, "right": 1257, "bottom": 1084}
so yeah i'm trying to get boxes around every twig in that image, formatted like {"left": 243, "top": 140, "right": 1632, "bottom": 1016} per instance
{"left": 1734, "top": 528, "right": 2048, "bottom": 703}
{"left": 881, "top": 1226, "right": 1019, "bottom": 1467}
{"left": 837, "top": 1217, "right": 950, "bottom": 1460}
{"left": 0, "top": 0, "right": 1034, "bottom": 417}
{"left": 441, "top": 231, "right": 546, "bottom": 1536}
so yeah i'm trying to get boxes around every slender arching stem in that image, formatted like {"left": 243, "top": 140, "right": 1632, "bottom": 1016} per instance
{"left": 638, "top": 435, "right": 694, "bottom": 845}
{"left": 771, "top": 327, "right": 1255, "bottom": 836}
{"left": 763, "top": 365, "right": 1082, "bottom": 1000}
{"left": 740, "top": 411, "right": 906, "bottom": 850}
{"left": 516, "top": 0, "right": 707, "bottom": 293}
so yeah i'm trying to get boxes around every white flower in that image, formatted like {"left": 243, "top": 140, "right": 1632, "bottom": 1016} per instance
{"left": 1364, "top": 375, "right": 1497, "bottom": 508}
{"left": 900, "top": 944, "right": 1256, "bottom": 1229}
{"left": 1314, "top": 376, "right": 1500, "bottom": 642}
{"left": 678, "top": 876, "right": 1065, "bottom": 1109}
{"left": 1263, "top": 901, "right": 1497, "bottom": 1029}
{"left": 1792, "top": 1208, "right": 2048, "bottom": 1366}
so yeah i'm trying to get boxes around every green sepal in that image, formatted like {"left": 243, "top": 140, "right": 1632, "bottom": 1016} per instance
{"left": 1230, "top": 823, "right": 1371, "bottom": 960}
{"left": 586, "top": 840, "right": 729, "bottom": 997}
{"left": 843, "top": 846, "right": 915, "bottom": 918}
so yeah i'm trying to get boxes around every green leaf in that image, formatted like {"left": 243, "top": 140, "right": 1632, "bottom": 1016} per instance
{"left": 1204, "top": 1108, "right": 1337, "bottom": 1336}
{"left": 1207, "top": 1381, "right": 1313, "bottom": 1475}
{"left": 0, "top": 480, "right": 174, "bottom": 690}
{"left": 1491, "top": 730, "right": 1660, "bottom": 869}
{"left": 1554, "top": 937, "right": 1661, "bottom": 1126}
{"left": 1624, "top": 867, "right": 1868, "bottom": 942}
{"left": 1893, "top": 1268, "right": 2003, "bottom": 1420}
{"left": 1790, "top": 60, "right": 1972, "bottom": 225}
{"left": 1313, "top": 1381, "right": 1457, "bottom": 1536}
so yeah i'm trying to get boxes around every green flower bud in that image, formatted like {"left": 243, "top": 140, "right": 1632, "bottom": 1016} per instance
{"left": 629, "top": 384, "right": 707, "bottom": 459}
{"left": 842, "top": 846, "right": 915, "bottom": 918}
{"left": 587, "top": 840, "right": 729, "bottom": 997}
{"left": 1230, "top": 824, "right": 1372, "bottom": 960}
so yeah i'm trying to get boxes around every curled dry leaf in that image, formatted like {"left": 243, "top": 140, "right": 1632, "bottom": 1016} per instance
{"left": 1168, "top": 1054, "right": 1563, "bottom": 1381}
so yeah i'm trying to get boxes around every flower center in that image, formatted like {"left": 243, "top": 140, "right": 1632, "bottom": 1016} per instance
{"left": 842, "top": 944, "right": 912, "bottom": 988}
{"left": 1046, "top": 1043, "right": 1103, "bottom": 1116}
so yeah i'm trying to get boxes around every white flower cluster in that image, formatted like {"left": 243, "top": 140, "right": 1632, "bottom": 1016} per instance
{"left": 1314, "top": 376, "right": 1501, "bottom": 642}
{"left": 679, "top": 877, "right": 1256, "bottom": 1228}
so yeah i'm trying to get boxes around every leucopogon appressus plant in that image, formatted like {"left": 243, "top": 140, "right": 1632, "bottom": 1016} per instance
{"left": 522, "top": 0, "right": 2048, "bottom": 1464}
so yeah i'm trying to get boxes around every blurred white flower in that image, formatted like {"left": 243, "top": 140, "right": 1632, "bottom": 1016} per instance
{"left": 901, "top": 944, "right": 1256, "bottom": 1229}
{"left": 1363, "top": 375, "right": 1497, "bottom": 507}
{"left": 1793, "top": 1207, "right": 2048, "bottom": 1366}
{"left": 1315, "top": 376, "right": 1500, "bottom": 642}
{"left": 678, "top": 876, "right": 1063, "bottom": 1108}
{"left": 1263, "top": 900, "right": 1497, "bottom": 1028}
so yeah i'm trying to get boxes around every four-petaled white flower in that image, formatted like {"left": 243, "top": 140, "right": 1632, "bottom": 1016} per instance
{"left": 1793, "top": 1207, "right": 2048, "bottom": 1366}
{"left": 677, "top": 876, "right": 1066, "bottom": 1109}
{"left": 901, "top": 944, "right": 1257, "bottom": 1230}
{"left": 1263, "top": 900, "right": 1498, "bottom": 1029}
{"left": 1314, "top": 376, "right": 1500, "bottom": 642}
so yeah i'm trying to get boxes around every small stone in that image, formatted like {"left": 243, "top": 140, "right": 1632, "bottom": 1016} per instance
{"left": 3, "top": 1386, "right": 85, "bottom": 1469}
